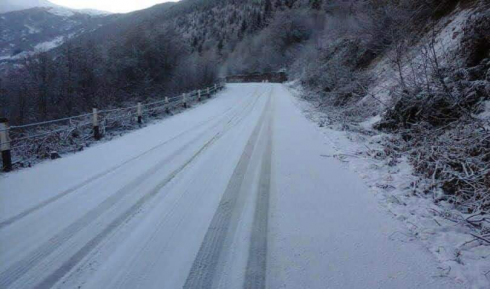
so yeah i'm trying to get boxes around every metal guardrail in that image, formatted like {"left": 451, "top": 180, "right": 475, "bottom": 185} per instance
{"left": 0, "top": 82, "right": 226, "bottom": 172}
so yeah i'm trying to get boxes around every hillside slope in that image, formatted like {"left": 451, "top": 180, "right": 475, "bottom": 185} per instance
{"left": 0, "top": 7, "right": 116, "bottom": 62}
{"left": 0, "top": 0, "right": 57, "bottom": 13}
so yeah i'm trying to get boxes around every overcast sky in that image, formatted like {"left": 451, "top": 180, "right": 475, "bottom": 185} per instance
{"left": 49, "top": 0, "right": 177, "bottom": 13}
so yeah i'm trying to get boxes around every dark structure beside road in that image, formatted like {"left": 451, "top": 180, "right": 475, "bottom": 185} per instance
{"left": 226, "top": 72, "right": 287, "bottom": 83}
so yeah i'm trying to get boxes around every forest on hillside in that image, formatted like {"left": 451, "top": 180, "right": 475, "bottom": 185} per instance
{"left": 0, "top": 0, "right": 487, "bottom": 124}
{"left": 0, "top": 0, "right": 469, "bottom": 124}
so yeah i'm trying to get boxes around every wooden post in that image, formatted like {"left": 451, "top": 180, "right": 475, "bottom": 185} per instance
{"left": 93, "top": 108, "right": 101, "bottom": 140}
{"left": 137, "top": 102, "right": 142, "bottom": 124}
{"left": 198, "top": 90, "right": 201, "bottom": 102}
{"left": 207, "top": 87, "right": 211, "bottom": 98}
{"left": 0, "top": 118, "right": 12, "bottom": 172}
{"left": 183, "top": 93, "right": 187, "bottom": 108}
{"left": 165, "top": 97, "right": 170, "bottom": 114}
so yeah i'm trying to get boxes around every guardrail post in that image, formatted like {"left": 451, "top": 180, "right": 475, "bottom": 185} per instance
{"left": 137, "top": 102, "right": 142, "bottom": 124}
{"left": 214, "top": 84, "right": 217, "bottom": 92}
{"left": 93, "top": 108, "right": 101, "bottom": 140}
{"left": 198, "top": 90, "right": 201, "bottom": 102}
{"left": 207, "top": 87, "right": 211, "bottom": 98}
{"left": 0, "top": 118, "right": 12, "bottom": 172}
{"left": 183, "top": 93, "right": 187, "bottom": 108}
{"left": 165, "top": 97, "right": 170, "bottom": 114}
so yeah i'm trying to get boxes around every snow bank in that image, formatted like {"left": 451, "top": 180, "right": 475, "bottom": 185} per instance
{"left": 360, "top": 7, "right": 477, "bottom": 111}
{"left": 288, "top": 84, "right": 490, "bottom": 289}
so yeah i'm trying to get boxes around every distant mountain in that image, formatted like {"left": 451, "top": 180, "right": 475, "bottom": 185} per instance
{"left": 0, "top": 0, "right": 58, "bottom": 13}
{"left": 0, "top": 7, "right": 117, "bottom": 62}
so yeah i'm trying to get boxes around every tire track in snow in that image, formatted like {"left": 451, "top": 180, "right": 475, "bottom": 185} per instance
{"left": 34, "top": 87, "right": 266, "bottom": 289}
{"left": 183, "top": 90, "right": 272, "bottom": 289}
{"left": 0, "top": 89, "right": 263, "bottom": 289}
{"left": 0, "top": 134, "right": 204, "bottom": 289}
{"left": 0, "top": 121, "right": 212, "bottom": 231}
{"left": 34, "top": 134, "right": 221, "bottom": 289}
{"left": 112, "top": 109, "right": 257, "bottom": 289}
{"left": 244, "top": 89, "right": 274, "bottom": 289}
{"left": 92, "top": 87, "right": 267, "bottom": 289}
{"left": 0, "top": 91, "right": 249, "bottom": 231}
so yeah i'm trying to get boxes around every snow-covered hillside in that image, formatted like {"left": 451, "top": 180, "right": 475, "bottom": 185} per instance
{"left": 0, "top": 0, "right": 57, "bottom": 14}
{"left": 0, "top": 7, "right": 115, "bottom": 62}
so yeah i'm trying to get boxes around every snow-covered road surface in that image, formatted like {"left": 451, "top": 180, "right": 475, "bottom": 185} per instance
{"left": 0, "top": 84, "right": 463, "bottom": 289}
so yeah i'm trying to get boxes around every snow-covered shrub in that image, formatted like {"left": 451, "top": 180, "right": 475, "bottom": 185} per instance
{"left": 291, "top": 0, "right": 489, "bottom": 233}
{"left": 375, "top": 8, "right": 490, "bottom": 222}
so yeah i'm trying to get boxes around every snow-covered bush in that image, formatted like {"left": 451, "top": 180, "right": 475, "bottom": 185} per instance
{"left": 292, "top": 0, "right": 490, "bottom": 234}
{"left": 374, "top": 13, "right": 489, "bottom": 229}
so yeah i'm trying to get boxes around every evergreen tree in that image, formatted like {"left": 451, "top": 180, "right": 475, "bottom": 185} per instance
{"left": 310, "top": 0, "right": 322, "bottom": 10}
{"left": 264, "top": 0, "right": 273, "bottom": 19}
{"left": 274, "top": 0, "right": 283, "bottom": 9}
{"left": 217, "top": 38, "right": 224, "bottom": 54}
{"left": 285, "top": 0, "right": 295, "bottom": 9}
{"left": 240, "top": 19, "right": 248, "bottom": 35}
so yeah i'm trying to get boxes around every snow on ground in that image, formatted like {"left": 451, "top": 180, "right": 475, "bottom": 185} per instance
{"left": 476, "top": 100, "right": 490, "bottom": 121}
{"left": 1, "top": 36, "right": 67, "bottom": 61}
{"left": 0, "top": 84, "right": 468, "bottom": 289}
{"left": 47, "top": 7, "right": 75, "bottom": 17}
{"left": 321, "top": 9, "right": 490, "bottom": 286}
{"left": 45, "top": 6, "right": 110, "bottom": 17}
{"left": 430, "top": 7, "right": 473, "bottom": 61}
{"left": 34, "top": 36, "right": 65, "bottom": 52}
{"left": 286, "top": 84, "right": 490, "bottom": 289}
{"left": 77, "top": 9, "right": 111, "bottom": 16}
{"left": 359, "top": 7, "right": 478, "bottom": 112}
{"left": 24, "top": 24, "right": 41, "bottom": 34}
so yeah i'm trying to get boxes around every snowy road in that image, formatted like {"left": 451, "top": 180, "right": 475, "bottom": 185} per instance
{"left": 0, "top": 84, "right": 463, "bottom": 289}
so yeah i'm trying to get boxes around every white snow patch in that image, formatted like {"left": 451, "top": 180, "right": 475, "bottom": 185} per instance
{"left": 1, "top": 36, "right": 66, "bottom": 61}
{"left": 360, "top": 8, "right": 477, "bottom": 110}
{"left": 7, "top": 51, "right": 31, "bottom": 60}
{"left": 47, "top": 7, "right": 75, "bottom": 17}
{"left": 34, "top": 36, "right": 64, "bottom": 52}
{"left": 360, "top": 115, "right": 381, "bottom": 130}
{"left": 476, "top": 101, "right": 490, "bottom": 120}
{"left": 432, "top": 8, "right": 472, "bottom": 59}
{"left": 24, "top": 24, "right": 41, "bottom": 34}
{"left": 78, "top": 9, "right": 111, "bottom": 16}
